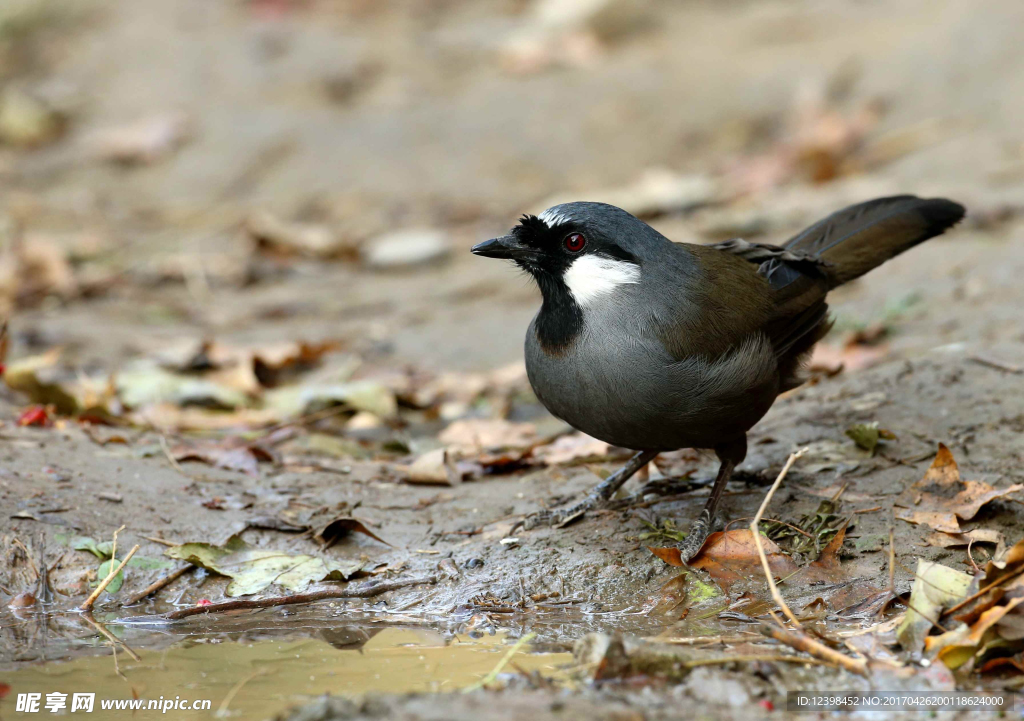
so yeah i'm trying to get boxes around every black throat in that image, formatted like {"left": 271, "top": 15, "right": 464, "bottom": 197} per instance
{"left": 532, "top": 272, "right": 583, "bottom": 354}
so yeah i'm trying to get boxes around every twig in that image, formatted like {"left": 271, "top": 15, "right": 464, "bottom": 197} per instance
{"left": 750, "top": 449, "right": 806, "bottom": 628}
{"left": 165, "top": 575, "right": 437, "bottom": 620}
{"left": 969, "top": 355, "right": 1023, "bottom": 375}
{"left": 122, "top": 564, "right": 195, "bottom": 606}
{"left": 80, "top": 543, "right": 139, "bottom": 611}
{"left": 142, "top": 535, "right": 178, "bottom": 547}
{"left": 940, "top": 566, "right": 1024, "bottom": 620}
{"left": 759, "top": 623, "right": 867, "bottom": 676}
{"left": 463, "top": 632, "right": 536, "bottom": 693}
{"left": 650, "top": 634, "right": 760, "bottom": 646}
{"left": 684, "top": 654, "right": 836, "bottom": 669}
{"left": 159, "top": 435, "right": 186, "bottom": 474}
{"left": 80, "top": 614, "right": 142, "bottom": 662}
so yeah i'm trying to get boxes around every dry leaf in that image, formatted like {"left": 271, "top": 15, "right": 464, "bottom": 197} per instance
{"left": 531, "top": 432, "right": 611, "bottom": 465}
{"left": 895, "top": 444, "right": 1024, "bottom": 533}
{"left": 895, "top": 509, "right": 961, "bottom": 534}
{"left": 87, "top": 112, "right": 191, "bottom": 165}
{"left": 172, "top": 440, "right": 274, "bottom": 476}
{"left": 403, "top": 448, "right": 460, "bottom": 486}
{"left": 897, "top": 559, "right": 971, "bottom": 654}
{"left": 933, "top": 598, "right": 1024, "bottom": 670}
{"left": 438, "top": 419, "right": 537, "bottom": 454}
{"left": 790, "top": 521, "right": 849, "bottom": 584}
{"left": 313, "top": 516, "right": 390, "bottom": 549}
{"left": 670, "top": 530, "right": 798, "bottom": 591}
{"left": 808, "top": 340, "right": 890, "bottom": 375}
{"left": 246, "top": 211, "right": 354, "bottom": 260}
{"left": 925, "top": 530, "right": 1006, "bottom": 558}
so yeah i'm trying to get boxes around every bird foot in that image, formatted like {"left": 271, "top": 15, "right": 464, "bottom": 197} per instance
{"left": 675, "top": 510, "right": 720, "bottom": 563}
{"left": 521, "top": 493, "right": 605, "bottom": 530}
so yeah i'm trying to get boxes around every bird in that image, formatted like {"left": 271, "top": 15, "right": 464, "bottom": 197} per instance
{"left": 471, "top": 195, "right": 965, "bottom": 561}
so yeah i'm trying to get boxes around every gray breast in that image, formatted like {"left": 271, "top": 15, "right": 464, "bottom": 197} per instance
{"left": 524, "top": 305, "right": 779, "bottom": 451}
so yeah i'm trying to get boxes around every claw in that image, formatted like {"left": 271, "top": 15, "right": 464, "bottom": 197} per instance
{"left": 677, "top": 510, "right": 713, "bottom": 563}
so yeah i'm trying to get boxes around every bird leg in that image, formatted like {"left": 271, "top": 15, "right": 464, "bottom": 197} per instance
{"left": 676, "top": 457, "right": 735, "bottom": 562}
{"left": 522, "top": 449, "right": 659, "bottom": 529}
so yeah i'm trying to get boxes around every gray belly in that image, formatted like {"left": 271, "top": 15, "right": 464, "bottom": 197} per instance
{"left": 525, "top": 320, "right": 779, "bottom": 451}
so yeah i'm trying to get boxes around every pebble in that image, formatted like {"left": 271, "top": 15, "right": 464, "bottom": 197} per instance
{"left": 362, "top": 229, "right": 450, "bottom": 269}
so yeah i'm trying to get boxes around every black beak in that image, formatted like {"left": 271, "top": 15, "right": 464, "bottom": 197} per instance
{"left": 471, "top": 234, "right": 525, "bottom": 260}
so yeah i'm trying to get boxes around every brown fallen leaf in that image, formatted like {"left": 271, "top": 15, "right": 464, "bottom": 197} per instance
{"left": 172, "top": 439, "right": 275, "bottom": 477}
{"left": 308, "top": 503, "right": 390, "bottom": 549}
{"left": 402, "top": 448, "right": 460, "bottom": 486}
{"left": 790, "top": 520, "right": 850, "bottom": 584}
{"left": 438, "top": 419, "right": 537, "bottom": 454}
{"left": 979, "top": 654, "right": 1024, "bottom": 674}
{"left": 653, "top": 530, "right": 798, "bottom": 591}
{"left": 925, "top": 529, "right": 1006, "bottom": 559}
{"left": 946, "top": 538, "right": 1024, "bottom": 626}
{"left": 314, "top": 517, "right": 390, "bottom": 549}
{"left": 895, "top": 509, "right": 961, "bottom": 534}
{"left": 932, "top": 597, "right": 1024, "bottom": 670}
{"left": 895, "top": 444, "right": 1024, "bottom": 533}
{"left": 807, "top": 339, "right": 890, "bottom": 376}
{"left": 246, "top": 210, "right": 355, "bottom": 260}
{"left": 531, "top": 432, "right": 613, "bottom": 465}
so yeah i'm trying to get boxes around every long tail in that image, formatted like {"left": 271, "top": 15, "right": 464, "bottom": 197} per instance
{"left": 783, "top": 195, "right": 965, "bottom": 288}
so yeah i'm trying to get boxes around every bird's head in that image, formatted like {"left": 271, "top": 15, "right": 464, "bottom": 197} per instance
{"left": 471, "top": 202, "right": 654, "bottom": 309}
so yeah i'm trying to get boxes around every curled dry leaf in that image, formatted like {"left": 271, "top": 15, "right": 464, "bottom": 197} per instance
{"left": 895, "top": 444, "right": 1024, "bottom": 533}
{"left": 172, "top": 439, "right": 275, "bottom": 476}
{"left": 308, "top": 503, "right": 390, "bottom": 548}
{"left": 402, "top": 448, "right": 460, "bottom": 486}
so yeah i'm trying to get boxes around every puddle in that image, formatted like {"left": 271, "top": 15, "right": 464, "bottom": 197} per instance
{"left": 1, "top": 627, "right": 573, "bottom": 719}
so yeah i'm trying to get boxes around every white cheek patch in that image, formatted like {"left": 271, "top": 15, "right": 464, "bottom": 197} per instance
{"left": 563, "top": 255, "right": 640, "bottom": 308}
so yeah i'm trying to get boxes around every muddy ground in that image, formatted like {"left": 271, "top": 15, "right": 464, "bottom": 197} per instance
{"left": 2, "top": 0, "right": 1024, "bottom": 718}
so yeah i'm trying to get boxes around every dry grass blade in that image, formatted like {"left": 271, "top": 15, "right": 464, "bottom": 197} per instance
{"left": 750, "top": 448, "right": 806, "bottom": 627}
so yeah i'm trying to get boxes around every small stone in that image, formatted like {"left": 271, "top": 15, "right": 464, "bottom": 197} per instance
{"left": 362, "top": 229, "right": 450, "bottom": 269}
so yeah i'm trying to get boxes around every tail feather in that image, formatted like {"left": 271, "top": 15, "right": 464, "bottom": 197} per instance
{"left": 784, "top": 195, "right": 965, "bottom": 287}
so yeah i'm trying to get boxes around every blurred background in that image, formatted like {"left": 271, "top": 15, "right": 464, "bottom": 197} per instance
{"left": 1, "top": 0, "right": 1022, "bottom": 422}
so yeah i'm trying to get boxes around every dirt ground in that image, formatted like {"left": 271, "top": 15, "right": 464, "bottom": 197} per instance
{"left": 2, "top": 0, "right": 1024, "bottom": 718}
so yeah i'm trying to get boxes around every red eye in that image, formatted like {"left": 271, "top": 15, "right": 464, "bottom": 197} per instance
{"left": 564, "top": 233, "right": 586, "bottom": 252}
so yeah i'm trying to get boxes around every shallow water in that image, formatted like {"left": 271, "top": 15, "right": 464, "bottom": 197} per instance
{"left": 1, "top": 623, "right": 572, "bottom": 719}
